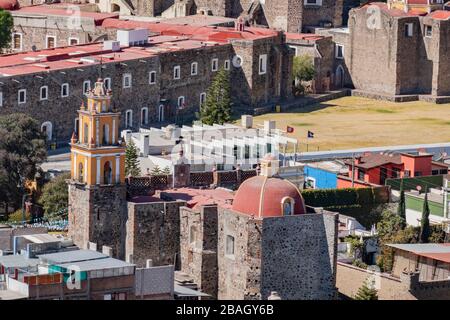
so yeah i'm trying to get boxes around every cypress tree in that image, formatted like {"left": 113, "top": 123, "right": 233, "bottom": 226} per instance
{"left": 354, "top": 279, "right": 378, "bottom": 300}
{"left": 200, "top": 68, "right": 232, "bottom": 125}
{"left": 397, "top": 179, "right": 406, "bottom": 228}
{"left": 419, "top": 188, "right": 431, "bottom": 243}
{"left": 125, "top": 140, "right": 141, "bottom": 177}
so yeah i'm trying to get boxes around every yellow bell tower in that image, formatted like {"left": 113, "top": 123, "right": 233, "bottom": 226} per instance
{"left": 70, "top": 78, "right": 126, "bottom": 185}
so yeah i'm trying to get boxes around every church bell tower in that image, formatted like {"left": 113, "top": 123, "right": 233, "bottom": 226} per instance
{"left": 68, "top": 78, "right": 127, "bottom": 259}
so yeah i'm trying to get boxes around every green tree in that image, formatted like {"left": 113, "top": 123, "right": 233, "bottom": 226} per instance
{"left": 419, "top": 190, "right": 431, "bottom": 243}
{"left": 125, "top": 140, "right": 141, "bottom": 177}
{"left": 39, "top": 172, "right": 70, "bottom": 218}
{"left": 292, "top": 55, "right": 316, "bottom": 83}
{"left": 0, "top": 10, "right": 13, "bottom": 53}
{"left": 377, "top": 210, "right": 406, "bottom": 239}
{"left": 397, "top": 180, "right": 406, "bottom": 228}
{"left": 0, "top": 114, "right": 47, "bottom": 215}
{"left": 354, "top": 279, "right": 378, "bottom": 300}
{"left": 199, "top": 68, "right": 232, "bottom": 125}
{"left": 162, "top": 166, "right": 171, "bottom": 175}
{"left": 151, "top": 165, "right": 162, "bottom": 175}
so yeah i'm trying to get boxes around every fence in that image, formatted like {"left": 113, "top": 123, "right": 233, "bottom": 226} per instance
{"left": 126, "top": 169, "right": 258, "bottom": 196}
{"left": 385, "top": 175, "right": 444, "bottom": 191}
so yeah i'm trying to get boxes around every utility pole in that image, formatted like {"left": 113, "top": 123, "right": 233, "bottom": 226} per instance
{"left": 351, "top": 153, "right": 355, "bottom": 188}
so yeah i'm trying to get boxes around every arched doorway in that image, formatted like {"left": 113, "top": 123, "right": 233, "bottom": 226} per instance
{"left": 104, "top": 161, "right": 112, "bottom": 184}
{"left": 158, "top": 105, "right": 164, "bottom": 122}
{"left": 335, "top": 65, "right": 345, "bottom": 89}
{"left": 102, "top": 124, "right": 110, "bottom": 145}
{"left": 41, "top": 121, "right": 53, "bottom": 141}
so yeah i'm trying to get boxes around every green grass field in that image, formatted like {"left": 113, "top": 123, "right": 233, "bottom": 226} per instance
{"left": 247, "top": 96, "right": 450, "bottom": 152}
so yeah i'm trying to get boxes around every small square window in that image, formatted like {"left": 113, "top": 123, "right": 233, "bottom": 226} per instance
{"left": 259, "top": 54, "right": 267, "bottom": 75}
{"left": 405, "top": 23, "right": 413, "bottom": 37}
{"left": 46, "top": 36, "right": 56, "bottom": 49}
{"left": 191, "top": 62, "right": 198, "bottom": 76}
{"left": 40, "top": 86, "right": 48, "bottom": 100}
{"left": 178, "top": 96, "right": 185, "bottom": 108}
{"left": 425, "top": 25, "right": 432, "bottom": 37}
{"left": 83, "top": 80, "right": 91, "bottom": 95}
{"left": 211, "top": 59, "right": 218, "bottom": 72}
{"left": 335, "top": 44, "right": 344, "bottom": 59}
{"left": 61, "top": 83, "right": 69, "bottom": 97}
{"left": 224, "top": 60, "right": 230, "bottom": 70}
{"left": 174, "top": 66, "right": 181, "bottom": 80}
{"left": 123, "top": 74, "right": 132, "bottom": 88}
{"left": 200, "top": 92, "right": 206, "bottom": 106}
{"left": 104, "top": 77, "right": 111, "bottom": 90}
{"left": 18, "top": 89, "right": 26, "bottom": 104}
{"left": 12, "top": 33, "right": 22, "bottom": 50}
{"left": 68, "top": 37, "right": 79, "bottom": 46}
{"left": 226, "top": 235, "right": 235, "bottom": 256}
{"left": 149, "top": 71, "right": 156, "bottom": 84}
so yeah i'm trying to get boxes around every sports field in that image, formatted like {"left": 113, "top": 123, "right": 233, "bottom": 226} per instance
{"left": 248, "top": 96, "right": 450, "bottom": 152}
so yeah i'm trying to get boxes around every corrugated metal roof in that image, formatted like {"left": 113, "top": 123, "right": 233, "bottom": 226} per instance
{"left": 174, "top": 284, "right": 209, "bottom": 297}
{"left": 387, "top": 243, "right": 450, "bottom": 254}
{"left": 56, "top": 257, "right": 134, "bottom": 272}
{"left": 22, "top": 233, "right": 60, "bottom": 244}
{"left": 0, "top": 255, "right": 39, "bottom": 269}
{"left": 38, "top": 249, "right": 107, "bottom": 264}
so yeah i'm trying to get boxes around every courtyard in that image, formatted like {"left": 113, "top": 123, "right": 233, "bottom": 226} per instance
{"left": 249, "top": 97, "right": 450, "bottom": 151}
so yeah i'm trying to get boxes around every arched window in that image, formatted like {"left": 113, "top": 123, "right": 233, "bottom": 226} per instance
{"left": 102, "top": 124, "right": 110, "bottom": 145}
{"left": 281, "top": 197, "right": 295, "bottom": 216}
{"left": 83, "top": 123, "right": 89, "bottom": 144}
{"left": 335, "top": 65, "right": 345, "bottom": 89}
{"left": 74, "top": 118, "right": 79, "bottom": 136}
{"left": 125, "top": 110, "right": 133, "bottom": 128}
{"left": 141, "top": 107, "right": 148, "bottom": 126}
{"left": 158, "top": 105, "right": 164, "bottom": 122}
{"left": 104, "top": 161, "right": 112, "bottom": 184}
{"left": 78, "top": 163, "right": 84, "bottom": 183}
{"left": 41, "top": 121, "right": 53, "bottom": 141}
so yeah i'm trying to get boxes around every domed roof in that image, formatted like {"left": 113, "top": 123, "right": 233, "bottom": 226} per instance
{"left": 232, "top": 175, "right": 307, "bottom": 218}
{"left": 0, "top": 0, "right": 18, "bottom": 10}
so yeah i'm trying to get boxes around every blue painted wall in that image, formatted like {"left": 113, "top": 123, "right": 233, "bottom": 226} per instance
{"left": 304, "top": 166, "right": 338, "bottom": 189}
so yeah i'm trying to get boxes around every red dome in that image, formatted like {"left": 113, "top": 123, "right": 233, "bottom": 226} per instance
{"left": 232, "top": 175, "right": 307, "bottom": 218}
{"left": 0, "top": 0, "right": 18, "bottom": 10}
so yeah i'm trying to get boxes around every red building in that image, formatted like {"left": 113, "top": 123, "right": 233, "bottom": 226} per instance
{"left": 337, "top": 152, "right": 448, "bottom": 188}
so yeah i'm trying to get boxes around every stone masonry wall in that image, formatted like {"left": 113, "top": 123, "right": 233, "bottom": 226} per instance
{"left": 126, "top": 200, "right": 186, "bottom": 268}
{"left": 217, "top": 209, "right": 262, "bottom": 300}
{"left": 260, "top": 212, "right": 338, "bottom": 300}
{"left": 0, "top": 35, "right": 289, "bottom": 144}
{"left": 180, "top": 205, "right": 219, "bottom": 298}
{"left": 302, "top": 0, "right": 344, "bottom": 28}
{"left": 68, "top": 182, "right": 127, "bottom": 259}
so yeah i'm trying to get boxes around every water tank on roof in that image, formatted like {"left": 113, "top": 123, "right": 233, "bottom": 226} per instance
{"left": 117, "top": 29, "right": 149, "bottom": 47}
{"left": 103, "top": 40, "right": 121, "bottom": 52}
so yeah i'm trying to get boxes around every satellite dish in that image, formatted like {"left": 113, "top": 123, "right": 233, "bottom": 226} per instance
{"left": 416, "top": 185, "right": 422, "bottom": 191}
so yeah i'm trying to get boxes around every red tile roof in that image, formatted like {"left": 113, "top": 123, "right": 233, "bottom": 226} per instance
{"left": 285, "top": 32, "right": 325, "bottom": 42}
{"left": 10, "top": 5, "right": 119, "bottom": 24}
{"left": 159, "top": 187, "right": 235, "bottom": 210}
{"left": 0, "top": 36, "right": 216, "bottom": 76}
{"left": 0, "top": 0, "right": 18, "bottom": 10}
{"left": 361, "top": 2, "right": 428, "bottom": 17}
{"left": 100, "top": 19, "right": 279, "bottom": 42}
{"left": 429, "top": 10, "right": 450, "bottom": 20}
